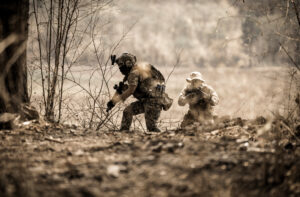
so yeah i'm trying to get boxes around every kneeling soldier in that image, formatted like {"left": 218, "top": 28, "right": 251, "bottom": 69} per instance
{"left": 107, "top": 53, "right": 173, "bottom": 132}
{"left": 178, "top": 71, "right": 219, "bottom": 128}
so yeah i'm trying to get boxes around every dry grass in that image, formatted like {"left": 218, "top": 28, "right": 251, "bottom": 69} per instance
{"left": 30, "top": 65, "right": 287, "bottom": 129}
{"left": 27, "top": 0, "right": 294, "bottom": 129}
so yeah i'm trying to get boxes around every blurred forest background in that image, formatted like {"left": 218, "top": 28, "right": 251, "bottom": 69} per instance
{"left": 26, "top": 0, "right": 299, "bottom": 129}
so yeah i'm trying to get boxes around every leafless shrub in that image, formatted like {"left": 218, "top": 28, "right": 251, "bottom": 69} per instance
{"left": 28, "top": 0, "right": 129, "bottom": 130}
{"left": 30, "top": 0, "right": 114, "bottom": 123}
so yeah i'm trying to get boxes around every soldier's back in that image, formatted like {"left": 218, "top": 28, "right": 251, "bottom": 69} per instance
{"left": 131, "top": 62, "right": 165, "bottom": 99}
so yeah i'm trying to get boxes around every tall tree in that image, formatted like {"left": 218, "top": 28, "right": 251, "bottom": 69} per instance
{"left": 0, "top": 0, "right": 29, "bottom": 113}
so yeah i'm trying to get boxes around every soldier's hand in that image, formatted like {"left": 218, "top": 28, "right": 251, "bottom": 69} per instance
{"left": 106, "top": 100, "right": 115, "bottom": 112}
{"left": 202, "top": 92, "right": 211, "bottom": 100}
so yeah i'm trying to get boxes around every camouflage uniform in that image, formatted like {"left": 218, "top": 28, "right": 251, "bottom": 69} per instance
{"left": 109, "top": 54, "right": 171, "bottom": 132}
{"left": 178, "top": 72, "right": 219, "bottom": 128}
{"left": 120, "top": 100, "right": 162, "bottom": 131}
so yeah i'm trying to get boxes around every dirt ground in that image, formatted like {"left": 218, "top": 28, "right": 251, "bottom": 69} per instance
{"left": 0, "top": 118, "right": 299, "bottom": 197}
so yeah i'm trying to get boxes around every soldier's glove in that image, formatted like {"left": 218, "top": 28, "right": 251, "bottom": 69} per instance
{"left": 202, "top": 92, "right": 211, "bottom": 100}
{"left": 106, "top": 100, "right": 115, "bottom": 112}
{"left": 114, "top": 82, "right": 128, "bottom": 94}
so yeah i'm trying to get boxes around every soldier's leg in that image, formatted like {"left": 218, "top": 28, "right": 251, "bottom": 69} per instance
{"left": 201, "top": 107, "right": 214, "bottom": 125}
{"left": 181, "top": 111, "right": 195, "bottom": 128}
{"left": 144, "top": 102, "right": 162, "bottom": 132}
{"left": 120, "top": 101, "right": 144, "bottom": 130}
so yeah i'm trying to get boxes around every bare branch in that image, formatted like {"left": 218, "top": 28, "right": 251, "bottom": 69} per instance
{"left": 292, "top": 0, "right": 300, "bottom": 27}
{"left": 279, "top": 42, "right": 300, "bottom": 71}
{"left": 165, "top": 49, "right": 182, "bottom": 84}
{"left": 33, "top": 0, "right": 47, "bottom": 109}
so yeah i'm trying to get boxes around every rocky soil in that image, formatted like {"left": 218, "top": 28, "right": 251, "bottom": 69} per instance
{"left": 0, "top": 118, "right": 299, "bottom": 197}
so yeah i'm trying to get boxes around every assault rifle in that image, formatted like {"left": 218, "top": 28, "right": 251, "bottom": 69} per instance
{"left": 106, "top": 82, "right": 129, "bottom": 112}
{"left": 113, "top": 81, "right": 128, "bottom": 94}
{"left": 106, "top": 55, "right": 129, "bottom": 112}
{"left": 185, "top": 87, "right": 210, "bottom": 104}
{"left": 185, "top": 87, "right": 206, "bottom": 97}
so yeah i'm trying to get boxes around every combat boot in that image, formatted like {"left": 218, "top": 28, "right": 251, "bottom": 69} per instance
{"left": 147, "top": 127, "right": 161, "bottom": 133}
{"left": 119, "top": 126, "right": 130, "bottom": 132}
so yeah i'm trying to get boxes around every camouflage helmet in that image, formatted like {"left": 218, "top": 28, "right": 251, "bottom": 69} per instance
{"left": 116, "top": 53, "right": 137, "bottom": 68}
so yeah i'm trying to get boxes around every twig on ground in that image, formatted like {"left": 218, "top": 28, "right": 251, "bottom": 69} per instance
{"left": 45, "top": 136, "right": 64, "bottom": 144}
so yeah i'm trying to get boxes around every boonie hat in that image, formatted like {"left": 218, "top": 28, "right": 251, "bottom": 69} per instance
{"left": 186, "top": 71, "right": 205, "bottom": 82}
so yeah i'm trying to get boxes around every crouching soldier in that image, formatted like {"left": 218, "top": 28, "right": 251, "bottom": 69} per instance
{"left": 178, "top": 71, "right": 219, "bottom": 128}
{"left": 106, "top": 53, "right": 173, "bottom": 132}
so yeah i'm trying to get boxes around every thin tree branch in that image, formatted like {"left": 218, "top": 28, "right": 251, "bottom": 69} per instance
{"left": 166, "top": 49, "right": 182, "bottom": 84}
{"left": 292, "top": 0, "right": 300, "bottom": 27}
{"left": 33, "top": 0, "right": 47, "bottom": 109}
{"left": 279, "top": 42, "right": 300, "bottom": 71}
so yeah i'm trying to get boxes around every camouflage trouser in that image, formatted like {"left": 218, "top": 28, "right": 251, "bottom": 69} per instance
{"left": 120, "top": 99, "right": 162, "bottom": 131}
{"left": 181, "top": 108, "right": 214, "bottom": 128}
{"left": 181, "top": 112, "right": 195, "bottom": 128}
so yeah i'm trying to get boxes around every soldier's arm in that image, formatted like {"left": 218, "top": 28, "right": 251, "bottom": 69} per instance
{"left": 119, "top": 69, "right": 139, "bottom": 102}
{"left": 203, "top": 85, "right": 219, "bottom": 106}
{"left": 210, "top": 89, "right": 219, "bottom": 106}
{"left": 178, "top": 87, "right": 188, "bottom": 106}
{"left": 111, "top": 84, "right": 137, "bottom": 104}
{"left": 120, "top": 85, "right": 137, "bottom": 101}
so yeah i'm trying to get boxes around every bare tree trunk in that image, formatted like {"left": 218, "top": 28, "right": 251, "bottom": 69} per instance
{"left": 0, "top": 0, "right": 29, "bottom": 113}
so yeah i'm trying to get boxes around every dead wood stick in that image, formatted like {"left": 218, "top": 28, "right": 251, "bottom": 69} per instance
{"left": 45, "top": 136, "right": 64, "bottom": 144}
